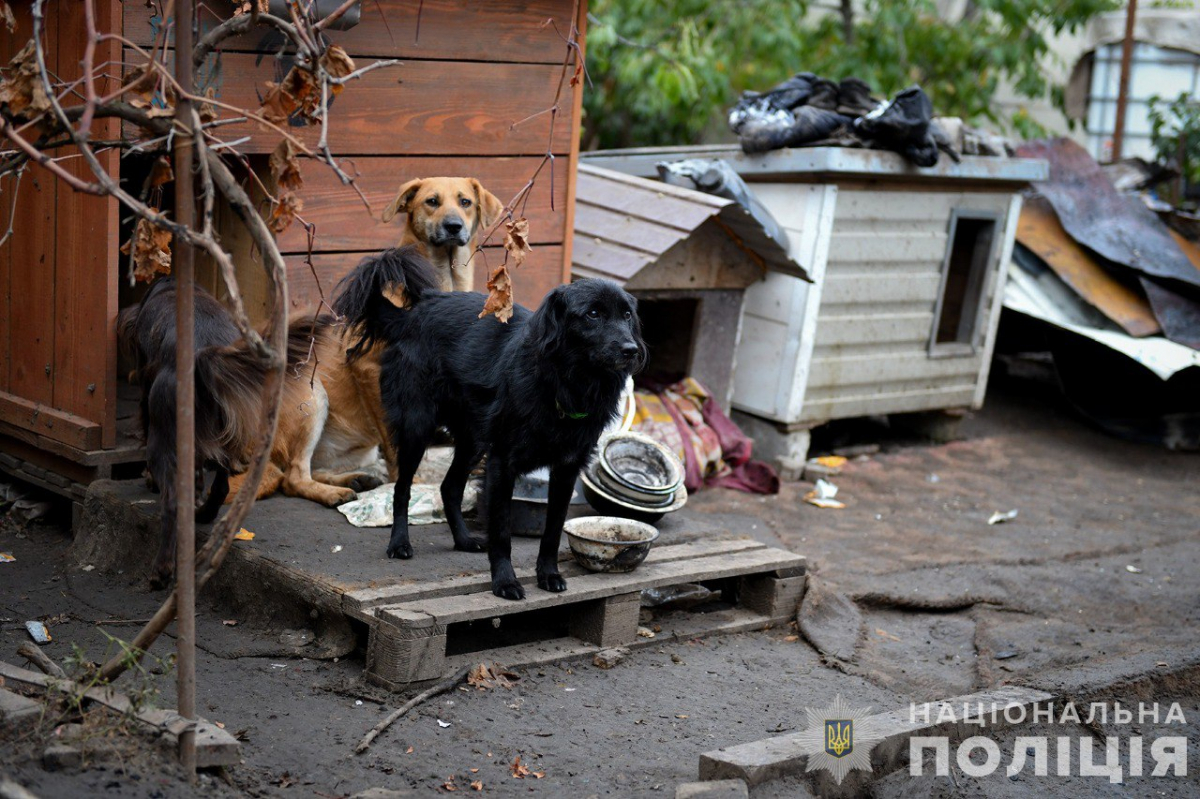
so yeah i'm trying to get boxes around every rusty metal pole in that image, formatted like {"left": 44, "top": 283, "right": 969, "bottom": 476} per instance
{"left": 173, "top": 0, "right": 197, "bottom": 779}
{"left": 1111, "top": 0, "right": 1138, "bottom": 161}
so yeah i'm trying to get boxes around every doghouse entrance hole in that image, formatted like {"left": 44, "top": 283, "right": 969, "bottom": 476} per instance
{"left": 931, "top": 211, "right": 999, "bottom": 355}
{"left": 638, "top": 298, "right": 698, "bottom": 382}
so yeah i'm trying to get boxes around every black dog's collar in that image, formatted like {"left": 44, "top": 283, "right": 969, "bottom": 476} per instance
{"left": 555, "top": 399, "right": 589, "bottom": 420}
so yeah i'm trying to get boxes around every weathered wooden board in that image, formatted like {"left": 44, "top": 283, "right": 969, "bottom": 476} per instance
{"left": 122, "top": 0, "right": 577, "bottom": 65}
{"left": 277, "top": 156, "right": 569, "bottom": 254}
{"left": 122, "top": 50, "right": 576, "bottom": 156}
{"left": 807, "top": 351, "right": 983, "bottom": 391}
{"left": 51, "top": 0, "right": 121, "bottom": 444}
{"left": 574, "top": 171, "right": 716, "bottom": 231}
{"left": 0, "top": 393, "right": 104, "bottom": 451}
{"left": 803, "top": 383, "right": 977, "bottom": 421}
{"left": 284, "top": 245, "right": 566, "bottom": 315}
{"left": 825, "top": 231, "right": 948, "bottom": 265}
{"left": 813, "top": 312, "right": 935, "bottom": 348}
{"left": 821, "top": 272, "right": 942, "bottom": 306}
{"left": 345, "top": 538, "right": 768, "bottom": 619}
{"left": 377, "top": 547, "right": 804, "bottom": 627}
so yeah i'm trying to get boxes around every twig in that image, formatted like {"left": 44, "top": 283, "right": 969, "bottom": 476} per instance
{"left": 17, "top": 642, "right": 67, "bottom": 679}
{"left": 354, "top": 665, "right": 470, "bottom": 754}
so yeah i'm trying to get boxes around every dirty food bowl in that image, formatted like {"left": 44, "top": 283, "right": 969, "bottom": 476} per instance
{"left": 564, "top": 516, "right": 660, "bottom": 573}
{"left": 597, "top": 432, "right": 683, "bottom": 502}
{"left": 580, "top": 465, "right": 688, "bottom": 524}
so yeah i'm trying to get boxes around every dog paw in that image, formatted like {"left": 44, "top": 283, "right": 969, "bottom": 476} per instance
{"left": 386, "top": 542, "right": 414, "bottom": 559}
{"left": 492, "top": 579, "right": 526, "bottom": 601}
{"left": 537, "top": 572, "right": 567, "bottom": 593}
{"left": 454, "top": 535, "right": 487, "bottom": 553}
{"left": 350, "top": 473, "right": 384, "bottom": 493}
{"left": 329, "top": 489, "right": 358, "bottom": 507}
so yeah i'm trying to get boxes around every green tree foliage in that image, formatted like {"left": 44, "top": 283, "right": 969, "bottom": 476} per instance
{"left": 1148, "top": 92, "right": 1200, "bottom": 209}
{"left": 583, "top": 0, "right": 1120, "bottom": 150}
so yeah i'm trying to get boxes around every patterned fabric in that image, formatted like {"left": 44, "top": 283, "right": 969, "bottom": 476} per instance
{"left": 633, "top": 377, "right": 779, "bottom": 495}
{"left": 337, "top": 479, "right": 482, "bottom": 528}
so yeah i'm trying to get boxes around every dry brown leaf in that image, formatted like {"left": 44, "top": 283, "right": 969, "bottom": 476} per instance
{"left": 405, "top": 746, "right": 414, "bottom": 754}
{"left": 199, "top": 86, "right": 218, "bottom": 123}
{"left": 148, "top": 156, "right": 174, "bottom": 188}
{"left": 478, "top": 265, "right": 513, "bottom": 323}
{"left": 469, "top": 780, "right": 482, "bottom": 792}
{"left": 0, "top": 40, "right": 51, "bottom": 120}
{"left": 502, "top": 218, "right": 532, "bottom": 270}
{"left": 510, "top": 756, "right": 531, "bottom": 779}
{"left": 0, "top": 2, "right": 16, "bottom": 33}
{"left": 260, "top": 66, "right": 319, "bottom": 124}
{"left": 121, "top": 215, "right": 173, "bottom": 282}
{"left": 269, "top": 138, "right": 304, "bottom": 192}
{"left": 467, "top": 662, "right": 519, "bottom": 691}
{"left": 268, "top": 192, "right": 304, "bottom": 234}
{"left": 442, "top": 776, "right": 458, "bottom": 792}
{"left": 320, "top": 45, "right": 356, "bottom": 97}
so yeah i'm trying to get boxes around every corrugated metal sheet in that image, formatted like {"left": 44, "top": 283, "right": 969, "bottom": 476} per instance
{"left": 572, "top": 165, "right": 809, "bottom": 283}
{"left": 1015, "top": 196, "right": 1161, "bottom": 337}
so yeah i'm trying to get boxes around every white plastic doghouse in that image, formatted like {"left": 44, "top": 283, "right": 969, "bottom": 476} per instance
{"left": 582, "top": 145, "right": 1046, "bottom": 471}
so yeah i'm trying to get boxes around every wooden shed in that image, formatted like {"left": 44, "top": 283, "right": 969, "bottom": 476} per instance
{"left": 582, "top": 146, "right": 1046, "bottom": 469}
{"left": 572, "top": 164, "right": 808, "bottom": 410}
{"left": 0, "top": 0, "right": 587, "bottom": 502}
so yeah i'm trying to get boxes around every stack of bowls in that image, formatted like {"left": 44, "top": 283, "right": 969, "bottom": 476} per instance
{"left": 581, "top": 432, "right": 687, "bottom": 524}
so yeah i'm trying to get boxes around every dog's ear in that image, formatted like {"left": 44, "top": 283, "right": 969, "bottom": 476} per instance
{"left": 470, "top": 179, "right": 505, "bottom": 230}
{"left": 382, "top": 179, "right": 424, "bottom": 223}
{"left": 627, "top": 295, "right": 649, "bottom": 373}
{"left": 527, "top": 284, "right": 569, "bottom": 361}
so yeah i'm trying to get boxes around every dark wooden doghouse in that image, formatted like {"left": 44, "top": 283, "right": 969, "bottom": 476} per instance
{"left": 571, "top": 164, "right": 807, "bottom": 410}
{"left": 0, "top": 0, "right": 588, "bottom": 503}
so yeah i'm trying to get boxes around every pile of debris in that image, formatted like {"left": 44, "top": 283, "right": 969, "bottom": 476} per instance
{"left": 1002, "top": 138, "right": 1200, "bottom": 449}
{"left": 727, "top": 71, "right": 1008, "bottom": 166}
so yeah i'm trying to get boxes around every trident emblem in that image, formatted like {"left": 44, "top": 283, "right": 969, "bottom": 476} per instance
{"left": 825, "top": 719, "right": 853, "bottom": 758}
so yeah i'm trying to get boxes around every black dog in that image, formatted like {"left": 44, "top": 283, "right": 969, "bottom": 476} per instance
{"left": 334, "top": 247, "right": 646, "bottom": 600}
{"left": 118, "top": 278, "right": 268, "bottom": 587}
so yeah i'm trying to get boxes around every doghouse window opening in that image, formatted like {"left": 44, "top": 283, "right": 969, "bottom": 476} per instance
{"left": 930, "top": 209, "right": 1000, "bottom": 356}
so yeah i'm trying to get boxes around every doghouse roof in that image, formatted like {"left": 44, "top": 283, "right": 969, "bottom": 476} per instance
{"left": 572, "top": 164, "right": 809, "bottom": 290}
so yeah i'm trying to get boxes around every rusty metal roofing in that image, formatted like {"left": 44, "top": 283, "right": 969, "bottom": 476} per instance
{"left": 572, "top": 164, "right": 810, "bottom": 284}
{"left": 1016, "top": 196, "right": 1161, "bottom": 337}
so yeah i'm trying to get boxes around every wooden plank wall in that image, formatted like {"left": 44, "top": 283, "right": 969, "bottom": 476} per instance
{"left": 0, "top": 0, "right": 120, "bottom": 452}
{"left": 123, "top": 0, "right": 586, "bottom": 318}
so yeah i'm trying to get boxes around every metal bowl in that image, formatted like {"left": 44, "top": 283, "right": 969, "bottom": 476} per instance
{"left": 596, "top": 432, "right": 683, "bottom": 500}
{"left": 564, "top": 516, "right": 660, "bottom": 573}
{"left": 580, "top": 466, "right": 688, "bottom": 525}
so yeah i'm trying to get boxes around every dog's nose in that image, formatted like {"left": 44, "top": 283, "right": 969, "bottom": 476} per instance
{"left": 442, "top": 217, "right": 464, "bottom": 235}
{"left": 619, "top": 342, "right": 640, "bottom": 359}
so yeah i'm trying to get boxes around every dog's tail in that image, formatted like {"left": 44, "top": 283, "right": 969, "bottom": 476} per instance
{"left": 195, "top": 343, "right": 271, "bottom": 469}
{"left": 284, "top": 313, "right": 336, "bottom": 376}
{"left": 331, "top": 246, "right": 440, "bottom": 362}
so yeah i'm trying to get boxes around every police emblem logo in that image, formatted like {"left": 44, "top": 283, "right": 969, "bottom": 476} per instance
{"left": 800, "top": 695, "right": 881, "bottom": 784}
{"left": 825, "top": 719, "right": 853, "bottom": 758}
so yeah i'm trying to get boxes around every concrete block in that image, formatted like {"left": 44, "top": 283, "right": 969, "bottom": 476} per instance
{"left": 0, "top": 688, "right": 42, "bottom": 731}
{"left": 42, "top": 744, "right": 82, "bottom": 771}
{"left": 675, "top": 779, "right": 748, "bottom": 799}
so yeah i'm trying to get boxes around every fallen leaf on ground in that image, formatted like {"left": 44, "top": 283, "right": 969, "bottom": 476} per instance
{"left": 783, "top": 634, "right": 799, "bottom": 642}
{"left": 479, "top": 265, "right": 513, "bottom": 323}
{"left": 222, "top": 619, "right": 238, "bottom": 626}
{"left": 234, "top": 529, "right": 255, "bottom": 541}
{"left": 875, "top": 628, "right": 901, "bottom": 642}
{"left": 511, "top": 756, "right": 531, "bottom": 778}
{"left": 467, "top": 662, "right": 520, "bottom": 691}
{"left": 469, "top": 780, "right": 483, "bottom": 791}
{"left": 405, "top": 746, "right": 414, "bottom": 754}
{"left": 442, "top": 775, "right": 458, "bottom": 791}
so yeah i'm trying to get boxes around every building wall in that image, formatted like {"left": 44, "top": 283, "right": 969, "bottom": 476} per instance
{"left": 124, "top": 0, "right": 586, "bottom": 315}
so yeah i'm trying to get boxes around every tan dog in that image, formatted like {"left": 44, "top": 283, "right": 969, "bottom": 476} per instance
{"left": 227, "top": 179, "right": 504, "bottom": 507}
{"left": 382, "top": 177, "right": 504, "bottom": 292}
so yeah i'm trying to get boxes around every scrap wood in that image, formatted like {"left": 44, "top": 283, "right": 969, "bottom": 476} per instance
{"left": 16, "top": 642, "right": 66, "bottom": 679}
{"left": 354, "top": 665, "right": 471, "bottom": 755}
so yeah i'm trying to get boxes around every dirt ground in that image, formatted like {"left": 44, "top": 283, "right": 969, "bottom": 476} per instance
{"left": 1, "top": 372, "right": 1198, "bottom": 798}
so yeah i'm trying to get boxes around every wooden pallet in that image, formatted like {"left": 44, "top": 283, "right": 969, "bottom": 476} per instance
{"left": 345, "top": 538, "right": 806, "bottom": 690}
